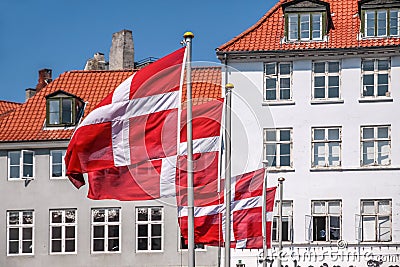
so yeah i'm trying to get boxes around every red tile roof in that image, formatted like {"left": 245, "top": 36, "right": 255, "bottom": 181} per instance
{"left": 0, "top": 67, "right": 222, "bottom": 142}
{"left": 218, "top": 0, "right": 400, "bottom": 52}
{"left": 0, "top": 100, "right": 21, "bottom": 119}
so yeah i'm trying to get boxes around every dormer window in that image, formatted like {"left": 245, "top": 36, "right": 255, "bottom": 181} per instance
{"left": 45, "top": 91, "right": 84, "bottom": 127}
{"left": 283, "top": 0, "right": 330, "bottom": 42}
{"left": 360, "top": 0, "right": 400, "bottom": 37}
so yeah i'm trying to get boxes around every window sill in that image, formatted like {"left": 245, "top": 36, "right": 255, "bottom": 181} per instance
{"left": 310, "top": 99, "right": 344, "bottom": 105}
{"left": 7, "top": 178, "right": 35, "bottom": 181}
{"left": 50, "top": 177, "right": 68, "bottom": 180}
{"left": 135, "top": 250, "right": 164, "bottom": 253}
{"left": 358, "top": 98, "right": 393, "bottom": 103}
{"left": 310, "top": 166, "right": 400, "bottom": 172}
{"left": 267, "top": 168, "right": 295, "bottom": 173}
{"left": 262, "top": 100, "right": 295, "bottom": 106}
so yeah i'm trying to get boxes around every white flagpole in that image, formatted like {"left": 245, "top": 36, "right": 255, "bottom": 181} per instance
{"left": 224, "top": 83, "right": 234, "bottom": 267}
{"left": 183, "top": 31, "right": 195, "bottom": 267}
{"left": 262, "top": 160, "right": 268, "bottom": 267}
{"left": 277, "top": 177, "right": 285, "bottom": 267}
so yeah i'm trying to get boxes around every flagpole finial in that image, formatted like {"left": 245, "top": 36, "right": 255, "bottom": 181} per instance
{"left": 225, "top": 83, "right": 234, "bottom": 90}
{"left": 183, "top": 31, "right": 195, "bottom": 39}
{"left": 278, "top": 177, "right": 285, "bottom": 182}
{"left": 262, "top": 160, "right": 268, "bottom": 168}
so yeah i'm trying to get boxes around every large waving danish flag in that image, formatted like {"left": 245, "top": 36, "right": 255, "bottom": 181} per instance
{"left": 65, "top": 48, "right": 186, "bottom": 189}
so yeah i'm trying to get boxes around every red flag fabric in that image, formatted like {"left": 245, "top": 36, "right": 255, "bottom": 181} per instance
{"left": 65, "top": 48, "right": 186, "bottom": 188}
{"left": 83, "top": 98, "right": 224, "bottom": 201}
{"left": 178, "top": 168, "right": 277, "bottom": 249}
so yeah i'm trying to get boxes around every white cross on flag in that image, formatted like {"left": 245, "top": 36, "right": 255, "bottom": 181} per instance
{"left": 66, "top": 48, "right": 186, "bottom": 189}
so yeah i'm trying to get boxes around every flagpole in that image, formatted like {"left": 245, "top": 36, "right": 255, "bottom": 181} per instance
{"left": 184, "top": 31, "right": 195, "bottom": 267}
{"left": 277, "top": 177, "right": 285, "bottom": 267}
{"left": 262, "top": 160, "right": 268, "bottom": 267}
{"left": 224, "top": 83, "right": 234, "bottom": 267}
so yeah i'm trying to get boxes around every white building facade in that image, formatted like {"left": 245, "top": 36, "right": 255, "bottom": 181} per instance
{"left": 217, "top": 0, "right": 400, "bottom": 266}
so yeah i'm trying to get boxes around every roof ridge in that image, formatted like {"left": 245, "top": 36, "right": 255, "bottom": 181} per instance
{"left": 217, "top": 0, "right": 284, "bottom": 51}
{"left": 66, "top": 69, "right": 138, "bottom": 74}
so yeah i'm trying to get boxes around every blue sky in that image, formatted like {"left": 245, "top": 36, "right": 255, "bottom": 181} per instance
{"left": 0, "top": 0, "right": 274, "bottom": 103}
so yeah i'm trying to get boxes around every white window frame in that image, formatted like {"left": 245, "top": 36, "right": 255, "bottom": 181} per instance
{"left": 91, "top": 208, "right": 121, "bottom": 254}
{"left": 49, "top": 209, "right": 77, "bottom": 254}
{"left": 360, "top": 199, "right": 392, "bottom": 242}
{"left": 312, "top": 61, "right": 341, "bottom": 100}
{"left": 311, "top": 127, "right": 342, "bottom": 168}
{"left": 310, "top": 200, "right": 342, "bottom": 242}
{"left": 136, "top": 207, "right": 164, "bottom": 252}
{"left": 50, "top": 150, "right": 66, "bottom": 179}
{"left": 8, "top": 150, "right": 35, "bottom": 180}
{"left": 361, "top": 58, "right": 391, "bottom": 98}
{"left": 364, "top": 9, "right": 400, "bottom": 37}
{"left": 360, "top": 125, "right": 391, "bottom": 166}
{"left": 264, "top": 128, "right": 293, "bottom": 169}
{"left": 272, "top": 200, "right": 293, "bottom": 243}
{"left": 7, "top": 210, "right": 34, "bottom": 256}
{"left": 287, "top": 12, "right": 323, "bottom": 41}
{"left": 264, "top": 62, "right": 292, "bottom": 102}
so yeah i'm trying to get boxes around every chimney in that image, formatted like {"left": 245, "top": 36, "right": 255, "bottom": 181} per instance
{"left": 109, "top": 29, "right": 134, "bottom": 70}
{"left": 25, "top": 88, "right": 36, "bottom": 101}
{"left": 36, "top": 68, "right": 52, "bottom": 92}
{"left": 84, "top": 52, "right": 108, "bottom": 70}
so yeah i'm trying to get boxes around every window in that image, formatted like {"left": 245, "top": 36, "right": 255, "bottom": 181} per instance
{"left": 360, "top": 200, "right": 391, "bottom": 242}
{"left": 264, "top": 128, "right": 292, "bottom": 168}
{"left": 136, "top": 207, "right": 163, "bottom": 252}
{"left": 287, "top": 12, "right": 325, "bottom": 41}
{"left": 45, "top": 91, "right": 85, "bottom": 127}
{"left": 363, "top": 9, "right": 400, "bottom": 37}
{"left": 50, "top": 209, "right": 77, "bottom": 254}
{"left": 272, "top": 200, "right": 293, "bottom": 242}
{"left": 361, "top": 125, "right": 390, "bottom": 166}
{"left": 8, "top": 150, "right": 34, "bottom": 180}
{"left": 91, "top": 208, "right": 120, "bottom": 253}
{"left": 313, "top": 61, "right": 340, "bottom": 100}
{"left": 312, "top": 127, "right": 341, "bottom": 167}
{"left": 311, "top": 201, "right": 341, "bottom": 242}
{"left": 50, "top": 150, "right": 66, "bottom": 179}
{"left": 264, "top": 62, "right": 292, "bottom": 101}
{"left": 362, "top": 59, "right": 390, "bottom": 98}
{"left": 7, "top": 210, "right": 34, "bottom": 255}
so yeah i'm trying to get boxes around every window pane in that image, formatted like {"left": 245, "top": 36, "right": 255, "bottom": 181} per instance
{"left": 62, "top": 98, "right": 72, "bottom": 124}
{"left": 22, "top": 241, "right": 32, "bottom": 253}
{"left": 151, "top": 224, "right": 161, "bottom": 236}
{"left": 52, "top": 240, "right": 62, "bottom": 252}
{"left": 138, "top": 238, "right": 148, "bottom": 250}
{"left": 52, "top": 151, "right": 62, "bottom": 163}
{"left": 363, "top": 60, "right": 374, "bottom": 71}
{"left": 9, "top": 151, "right": 20, "bottom": 165}
{"left": 23, "top": 151, "right": 33, "bottom": 164}
{"left": 108, "top": 238, "right": 119, "bottom": 251}
{"left": 314, "top": 62, "right": 325, "bottom": 73}
{"left": 314, "top": 129, "right": 325, "bottom": 141}
{"left": 93, "top": 226, "right": 104, "bottom": 238}
{"left": 10, "top": 166, "right": 20, "bottom": 178}
{"left": 23, "top": 165, "right": 33, "bottom": 178}
{"left": 22, "top": 228, "right": 32, "bottom": 240}
{"left": 378, "top": 216, "right": 391, "bottom": 241}
{"left": 288, "top": 14, "right": 299, "bottom": 40}
{"left": 9, "top": 212, "right": 19, "bottom": 225}
{"left": 362, "top": 201, "right": 375, "bottom": 214}
{"left": 108, "top": 225, "right": 119, "bottom": 238}
{"left": 151, "top": 238, "right": 162, "bottom": 250}
{"left": 314, "top": 76, "right": 325, "bottom": 88}
{"left": 328, "top": 75, "right": 339, "bottom": 87}
{"left": 330, "top": 216, "right": 341, "bottom": 240}
{"left": 9, "top": 228, "right": 19, "bottom": 240}
{"left": 366, "top": 12, "right": 376, "bottom": 36}
{"left": 49, "top": 100, "right": 60, "bottom": 124}
{"left": 108, "top": 209, "right": 119, "bottom": 222}
{"left": 377, "top": 141, "right": 390, "bottom": 165}
{"left": 65, "top": 240, "right": 75, "bottom": 252}
{"left": 313, "top": 202, "right": 326, "bottom": 214}
{"left": 312, "top": 13, "right": 322, "bottom": 39}
{"left": 377, "top": 127, "right": 388, "bottom": 139}
{"left": 266, "top": 88, "right": 277, "bottom": 100}
{"left": 9, "top": 241, "right": 19, "bottom": 254}
{"left": 280, "top": 155, "right": 290, "bottom": 166}
{"left": 390, "top": 10, "right": 399, "bottom": 35}
{"left": 328, "top": 142, "right": 340, "bottom": 166}
{"left": 363, "top": 128, "right": 374, "bottom": 139}
{"left": 363, "top": 141, "right": 375, "bottom": 165}
{"left": 280, "top": 77, "right": 290, "bottom": 89}
{"left": 66, "top": 226, "right": 75, "bottom": 239}
{"left": 280, "top": 89, "right": 290, "bottom": 100}
{"left": 279, "top": 64, "right": 291, "bottom": 75}
{"left": 266, "top": 130, "right": 276, "bottom": 141}
{"left": 265, "top": 63, "right": 276, "bottom": 75}
{"left": 377, "top": 74, "right": 388, "bottom": 96}
{"left": 93, "top": 209, "right": 105, "bottom": 222}
{"left": 93, "top": 239, "right": 104, "bottom": 251}
{"left": 300, "top": 14, "right": 310, "bottom": 39}
{"left": 266, "top": 78, "right": 276, "bottom": 89}
{"left": 328, "top": 62, "right": 339, "bottom": 73}
{"left": 138, "top": 224, "right": 148, "bottom": 237}
{"left": 151, "top": 208, "right": 162, "bottom": 221}
{"left": 328, "top": 202, "right": 340, "bottom": 214}
{"left": 377, "top": 11, "right": 387, "bottom": 36}
{"left": 282, "top": 217, "right": 290, "bottom": 241}
{"left": 314, "top": 87, "right": 325, "bottom": 99}
{"left": 282, "top": 202, "right": 292, "bottom": 216}
{"left": 52, "top": 211, "right": 62, "bottom": 223}
{"left": 137, "top": 208, "right": 148, "bottom": 221}
{"left": 378, "top": 60, "right": 389, "bottom": 71}
{"left": 65, "top": 210, "right": 76, "bottom": 223}
{"left": 378, "top": 200, "right": 391, "bottom": 214}
{"left": 52, "top": 165, "right": 62, "bottom": 177}
{"left": 328, "top": 129, "right": 339, "bottom": 140}
{"left": 314, "top": 143, "right": 325, "bottom": 166}
{"left": 313, "top": 217, "right": 326, "bottom": 241}
{"left": 363, "top": 74, "right": 374, "bottom": 97}
{"left": 280, "top": 130, "right": 290, "bottom": 141}
{"left": 23, "top": 212, "right": 33, "bottom": 224}
{"left": 52, "top": 227, "right": 62, "bottom": 239}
